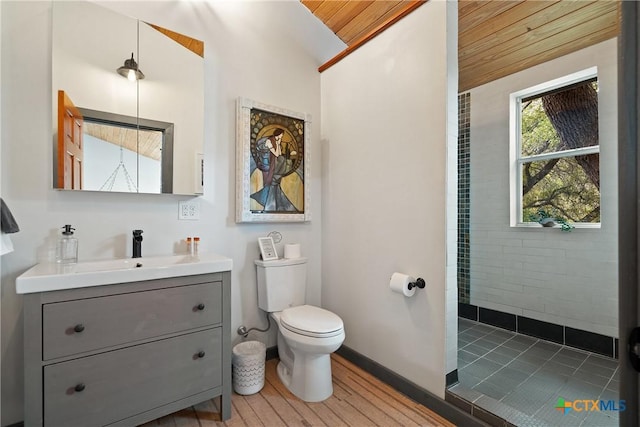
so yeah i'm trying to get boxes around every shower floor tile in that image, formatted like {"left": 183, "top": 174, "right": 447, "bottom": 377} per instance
{"left": 451, "top": 318, "right": 619, "bottom": 426}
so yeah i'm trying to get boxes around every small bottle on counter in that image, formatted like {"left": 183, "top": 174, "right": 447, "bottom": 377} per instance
{"left": 56, "top": 225, "right": 78, "bottom": 264}
{"left": 186, "top": 237, "right": 192, "bottom": 256}
{"left": 193, "top": 237, "right": 200, "bottom": 256}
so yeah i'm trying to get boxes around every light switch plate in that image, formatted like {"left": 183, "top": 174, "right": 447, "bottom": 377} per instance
{"left": 179, "top": 200, "right": 200, "bottom": 220}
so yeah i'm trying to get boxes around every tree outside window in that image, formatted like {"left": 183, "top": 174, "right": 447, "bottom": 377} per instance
{"left": 514, "top": 71, "right": 600, "bottom": 225}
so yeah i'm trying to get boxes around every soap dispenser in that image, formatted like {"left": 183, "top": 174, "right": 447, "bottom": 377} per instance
{"left": 56, "top": 225, "right": 78, "bottom": 264}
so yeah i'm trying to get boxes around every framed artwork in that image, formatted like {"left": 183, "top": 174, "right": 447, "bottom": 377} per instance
{"left": 236, "top": 97, "right": 311, "bottom": 223}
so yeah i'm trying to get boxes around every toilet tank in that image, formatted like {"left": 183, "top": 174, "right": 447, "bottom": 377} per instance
{"left": 255, "top": 257, "right": 307, "bottom": 312}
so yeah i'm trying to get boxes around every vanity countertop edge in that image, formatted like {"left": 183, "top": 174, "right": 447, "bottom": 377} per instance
{"left": 16, "top": 253, "right": 233, "bottom": 294}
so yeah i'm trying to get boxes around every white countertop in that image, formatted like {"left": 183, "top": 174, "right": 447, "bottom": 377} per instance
{"left": 16, "top": 253, "right": 233, "bottom": 294}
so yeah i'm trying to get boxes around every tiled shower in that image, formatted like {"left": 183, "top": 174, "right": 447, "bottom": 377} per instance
{"left": 457, "top": 92, "right": 471, "bottom": 305}
{"left": 448, "top": 92, "right": 620, "bottom": 427}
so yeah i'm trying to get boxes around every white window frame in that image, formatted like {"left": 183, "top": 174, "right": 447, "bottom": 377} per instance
{"left": 509, "top": 67, "right": 600, "bottom": 228}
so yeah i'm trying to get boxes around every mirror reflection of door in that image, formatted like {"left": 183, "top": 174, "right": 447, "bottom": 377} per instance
{"left": 57, "top": 90, "right": 83, "bottom": 190}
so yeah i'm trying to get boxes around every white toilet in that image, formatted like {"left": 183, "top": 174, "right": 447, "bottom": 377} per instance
{"left": 255, "top": 257, "right": 345, "bottom": 402}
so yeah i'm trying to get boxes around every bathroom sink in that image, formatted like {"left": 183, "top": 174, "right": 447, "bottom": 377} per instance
{"left": 72, "top": 255, "right": 204, "bottom": 273}
{"left": 16, "top": 253, "right": 233, "bottom": 294}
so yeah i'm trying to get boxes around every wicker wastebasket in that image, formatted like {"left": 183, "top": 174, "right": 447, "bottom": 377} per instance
{"left": 232, "top": 341, "right": 266, "bottom": 395}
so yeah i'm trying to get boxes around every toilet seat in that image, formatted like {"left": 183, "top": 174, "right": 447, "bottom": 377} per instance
{"left": 280, "top": 305, "right": 344, "bottom": 338}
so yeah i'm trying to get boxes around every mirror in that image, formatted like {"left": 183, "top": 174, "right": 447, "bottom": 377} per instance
{"left": 52, "top": 1, "right": 204, "bottom": 195}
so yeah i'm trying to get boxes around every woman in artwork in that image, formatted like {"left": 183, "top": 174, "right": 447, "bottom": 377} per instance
{"left": 251, "top": 128, "right": 299, "bottom": 212}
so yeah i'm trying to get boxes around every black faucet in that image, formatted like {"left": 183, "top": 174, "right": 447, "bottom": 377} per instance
{"left": 132, "top": 229, "right": 143, "bottom": 258}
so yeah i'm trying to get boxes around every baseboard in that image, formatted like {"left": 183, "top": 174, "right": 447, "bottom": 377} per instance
{"left": 445, "top": 369, "right": 459, "bottom": 387}
{"left": 5, "top": 422, "right": 24, "bottom": 427}
{"left": 335, "top": 346, "right": 487, "bottom": 427}
{"left": 459, "top": 302, "right": 618, "bottom": 358}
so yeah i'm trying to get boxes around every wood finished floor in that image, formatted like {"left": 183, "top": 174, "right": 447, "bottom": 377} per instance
{"left": 140, "top": 354, "right": 454, "bottom": 426}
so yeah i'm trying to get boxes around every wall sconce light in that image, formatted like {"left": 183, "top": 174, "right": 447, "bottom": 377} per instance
{"left": 117, "top": 53, "right": 145, "bottom": 81}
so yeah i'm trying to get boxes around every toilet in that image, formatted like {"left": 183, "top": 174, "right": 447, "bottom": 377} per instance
{"left": 255, "top": 257, "right": 345, "bottom": 402}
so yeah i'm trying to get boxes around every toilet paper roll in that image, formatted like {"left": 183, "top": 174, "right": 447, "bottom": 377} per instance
{"left": 284, "top": 243, "right": 301, "bottom": 259}
{"left": 390, "top": 272, "right": 416, "bottom": 297}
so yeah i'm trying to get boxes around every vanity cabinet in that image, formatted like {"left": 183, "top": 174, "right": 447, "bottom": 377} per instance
{"left": 23, "top": 272, "right": 231, "bottom": 427}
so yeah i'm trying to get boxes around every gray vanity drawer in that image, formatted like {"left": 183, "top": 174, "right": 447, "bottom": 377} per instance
{"left": 43, "top": 327, "right": 221, "bottom": 427}
{"left": 42, "top": 282, "right": 221, "bottom": 360}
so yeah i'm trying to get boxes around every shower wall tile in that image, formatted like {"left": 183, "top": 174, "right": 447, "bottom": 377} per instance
{"left": 517, "top": 317, "right": 564, "bottom": 344}
{"left": 458, "top": 92, "right": 471, "bottom": 304}
{"left": 479, "top": 307, "right": 516, "bottom": 331}
{"left": 471, "top": 299, "right": 523, "bottom": 317}
{"left": 459, "top": 307, "right": 619, "bottom": 358}
{"left": 565, "top": 327, "right": 614, "bottom": 358}
{"left": 446, "top": 369, "right": 459, "bottom": 387}
{"left": 459, "top": 302, "right": 478, "bottom": 320}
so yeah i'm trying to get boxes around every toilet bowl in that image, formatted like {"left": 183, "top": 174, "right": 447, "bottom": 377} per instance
{"left": 271, "top": 305, "right": 345, "bottom": 402}
{"left": 255, "top": 257, "right": 345, "bottom": 401}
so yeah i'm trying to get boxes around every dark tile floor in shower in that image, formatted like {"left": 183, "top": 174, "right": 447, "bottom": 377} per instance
{"left": 448, "top": 318, "right": 620, "bottom": 426}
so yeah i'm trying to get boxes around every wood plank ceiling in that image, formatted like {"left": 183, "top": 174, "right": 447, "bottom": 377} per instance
{"left": 301, "top": 0, "right": 620, "bottom": 92}
{"left": 84, "top": 122, "right": 162, "bottom": 161}
{"left": 301, "top": 0, "right": 419, "bottom": 47}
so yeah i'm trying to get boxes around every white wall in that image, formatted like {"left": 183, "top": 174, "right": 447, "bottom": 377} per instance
{"left": 0, "top": 1, "right": 343, "bottom": 424}
{"left": 139, "top": 20, "right": 205, "bottom": 194}
{"left": 321, "top": 1, "right": 457, "bottom": 397}
{"left": 469, "top": 38, "right": 618, "bottom": 338}
{"left": 0, "top": 3, "right": 3, "bottom": 422}
{"left": 83, "top": 135, "right": 160, "bottom": 193}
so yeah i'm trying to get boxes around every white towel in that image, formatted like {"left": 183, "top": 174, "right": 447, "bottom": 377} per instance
{"left": 1, "top": 233, "right": 14, "bottom": 256}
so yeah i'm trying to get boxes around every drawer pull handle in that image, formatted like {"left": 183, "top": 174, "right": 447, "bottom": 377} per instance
{"left": 73, "top": 324, "right": 85, "bottom": 333}
{"left": 197, "top": 351, "right": 206, "bottom": 358}
{"left": 74, "top": 383, "right": 86, "bottom": 392}
{"left": 196, "top": 303, "right": 205, "bottom": 311}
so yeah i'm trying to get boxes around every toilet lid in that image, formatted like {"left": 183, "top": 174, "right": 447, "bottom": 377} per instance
{"left": 281, "top": 305, "right": 344, "bottom": 338}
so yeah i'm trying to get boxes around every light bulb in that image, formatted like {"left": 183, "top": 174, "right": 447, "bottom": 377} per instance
{"left": 127, "top": 69, "right": 136, "bottom": 81}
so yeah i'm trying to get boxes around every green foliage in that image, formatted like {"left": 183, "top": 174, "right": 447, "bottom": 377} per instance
{"left": 520, "top": 98, "right": 600, "bottom": 224}
{"left": 522, "top": 156, "right": 600, "bottom": 223}
{"left": 526, "top": 208, "right": 575, "bottom": 232}
{"left": 521, "top": 99, "right": 561, "bottom": 156}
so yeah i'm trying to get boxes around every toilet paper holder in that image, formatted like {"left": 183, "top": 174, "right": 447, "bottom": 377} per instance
{"left": 408, "top": 278, "right": 426, "bottom": 290}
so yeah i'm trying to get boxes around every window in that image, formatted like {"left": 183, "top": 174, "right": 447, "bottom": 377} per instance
{"left": 77, "top": 108, "right": 174, "bottom": 194}
{"left": 510, "top": 68, "right": 600, "bottom": 227}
